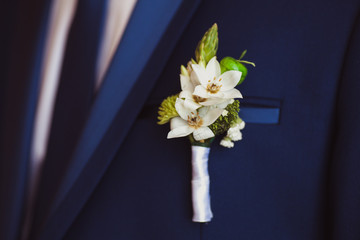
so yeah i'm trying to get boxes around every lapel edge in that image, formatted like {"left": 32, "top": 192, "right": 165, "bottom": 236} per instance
{"left": 37, "top": 0, "right": 202, "bottom": 239}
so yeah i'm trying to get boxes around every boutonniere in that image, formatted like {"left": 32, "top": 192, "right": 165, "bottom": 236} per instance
{"left": 157, "top": 24, "right": 255, "bottom": 222}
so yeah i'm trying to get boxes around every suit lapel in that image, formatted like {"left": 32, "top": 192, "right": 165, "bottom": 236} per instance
{"left": 36, "top": 0, "right": 201, "bottom": 239}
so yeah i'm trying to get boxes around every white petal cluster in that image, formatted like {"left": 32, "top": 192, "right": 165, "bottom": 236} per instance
{"left": 167, "top": 57, "right": 243, "bottom": 142}
{"left": 220, "top": 120, "right": 245, "bottom": 148}
{"left": 227, "top": 128, "right": 242, "bottom": 141}
{"left": 227, "top": 121, "right": 245, "bottom": 141}
{"left": 179, "top": 57, "right": 242, "bottom": 107}
{"left": 167, "top": 99, "right": 223, "bottom": 141}
{"left": 220, "top": 137, "right": 234, "bottom": 148}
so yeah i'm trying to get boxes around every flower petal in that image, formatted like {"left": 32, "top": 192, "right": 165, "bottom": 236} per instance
{"left": 215, "top": 99, "right": 232, "bottom": 108}
{"left": 223, "top": 88, "right": 242, "bottom": 99}
{"left": 205, "top": 57, "right": 221, "bottom": 79}
{"left": 200, "top": 98, "right": 227, "bottom": 106}
{"left": 167, "top": 125, "right": 194, "bottom": 139}
{"left": 220, "top": 137, "right": 234, "bottom": 148}
{"left": 170, "top": 117, "right": 188, "bottom": 130}
{"left": 208, "top": 91, "right": 224, "bottom": 98}
{"left": 193, "top": 85, "right": 209, "bottom": 98}
{"left": 190, "top": 69, "right": 201, "bottom": 86}
{"left": 193, "top": 127, "right": 215, "bottom": 141}
{"left": 191, "top": 63, "right": 209, "bottom": 86}
{"left": 183, "top": 98, "right": 202, "bottom": 110}
{"left": 180, "top": 74, "right": 194, "bottom": 92}
{"left": 222, "top": 88, "right": 243, "bottom": 99}
{"left": 218, "top": 70, "right": 242, "bottom": 91}
{"left": 179, "top": 90, "right": 193, "bottom": 100}
{"left": 199, "top": 107, "right": 223, "bottom": 126}
{"left": 239, "top": 120, "right": 245, "bottom": 129}
{"left": 175, "top": 98, "right": 192, "bottom": 120}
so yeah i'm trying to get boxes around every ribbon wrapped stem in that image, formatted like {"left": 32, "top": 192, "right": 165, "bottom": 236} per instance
{"left": 191, "top": 146, "right": 213, "bottom": 222}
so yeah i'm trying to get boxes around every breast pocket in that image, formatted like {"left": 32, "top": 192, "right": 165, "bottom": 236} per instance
{"left": 239, "top": 97, "right": 281, "bottom": 124}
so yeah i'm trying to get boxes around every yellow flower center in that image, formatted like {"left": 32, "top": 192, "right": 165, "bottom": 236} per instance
{"left": 206, "top": 78, "right": 222, "bottom": 94}
{"left": 193, "top": 95, "right": 206, "bottom": 103}
{"left": 187, "top": 113, "right": 203, "bottom": 129}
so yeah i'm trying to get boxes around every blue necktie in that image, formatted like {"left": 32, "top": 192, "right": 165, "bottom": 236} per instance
{"left": 30, "top": 0, "right": 109, "bottom": 237}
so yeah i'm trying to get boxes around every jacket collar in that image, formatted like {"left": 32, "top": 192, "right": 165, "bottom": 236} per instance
{"left": 35, "top": 0, "right": 201, "bottom": 239}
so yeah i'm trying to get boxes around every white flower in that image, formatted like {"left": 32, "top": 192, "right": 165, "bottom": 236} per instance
{"left": 167, "top": 98, "right": 223, "bottom": 141}
{"left": 214, "top": 98, "right": 233, "bottom": 109}
{"left": 178, "top": 73, "right": 201, "bottom": 109}
{"left": 234, "top": 120, "right": 245, "bottom": 130}
{"left": 192, "top": 57, "right": 243, "bottom": 105}
{"left": 220, "top": 137, "right": 234, "bottom": 148}
{"left": 221, "top": 110, "right": 228, "bottom": 116}
{"left": 227, "top": 127, "right": 242, "bottom": 141}
{"left": 179, "top": 71, "right": 223, "bottom": 107}
{"left": 227, "top": 120, "right": 245, "bottom": 141}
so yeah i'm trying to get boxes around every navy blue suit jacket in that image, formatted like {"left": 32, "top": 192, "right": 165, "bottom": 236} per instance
{"left": 1, "top": 0, "right": 360, "bottom": 239}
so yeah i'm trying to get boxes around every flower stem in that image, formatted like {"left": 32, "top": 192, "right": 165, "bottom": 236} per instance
{"left": 189, "top": 134, "right": 215, "bottom": 148}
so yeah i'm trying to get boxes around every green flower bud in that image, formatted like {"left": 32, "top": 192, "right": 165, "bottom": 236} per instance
{"left": 180, "top": 65, "right": 188, "bottom": 76}
{"left": 157, "top": 94, "right": 179, "bottom": 125}
{"left": 220, "top": 57, "right": 248, "bottom": 85}
{"left": 195, "top": 23, "right": 218, "bottom": 65}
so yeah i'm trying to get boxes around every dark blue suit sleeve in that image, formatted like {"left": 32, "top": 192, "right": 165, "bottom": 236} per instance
{"left": 329, "top": 10, "right": 360, "bottom": 240}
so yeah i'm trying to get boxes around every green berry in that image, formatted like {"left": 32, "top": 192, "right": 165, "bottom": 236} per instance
{"left": 220, "top": 57, "right": 248, "bottom": 85}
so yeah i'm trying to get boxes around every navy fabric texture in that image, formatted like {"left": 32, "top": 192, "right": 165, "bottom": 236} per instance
{"left": 66, "top": 0, "right": 360, "bottom": 239}
{"left": 1, "top": 0, "right": 360, "bottom": 239}
{"left": 328, "top": 12, "right": 360, "bottom": 240}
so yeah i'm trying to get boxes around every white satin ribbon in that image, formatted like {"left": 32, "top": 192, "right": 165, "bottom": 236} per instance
{"left": 191, "top": 146, "right": 213, "bottom": 222}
